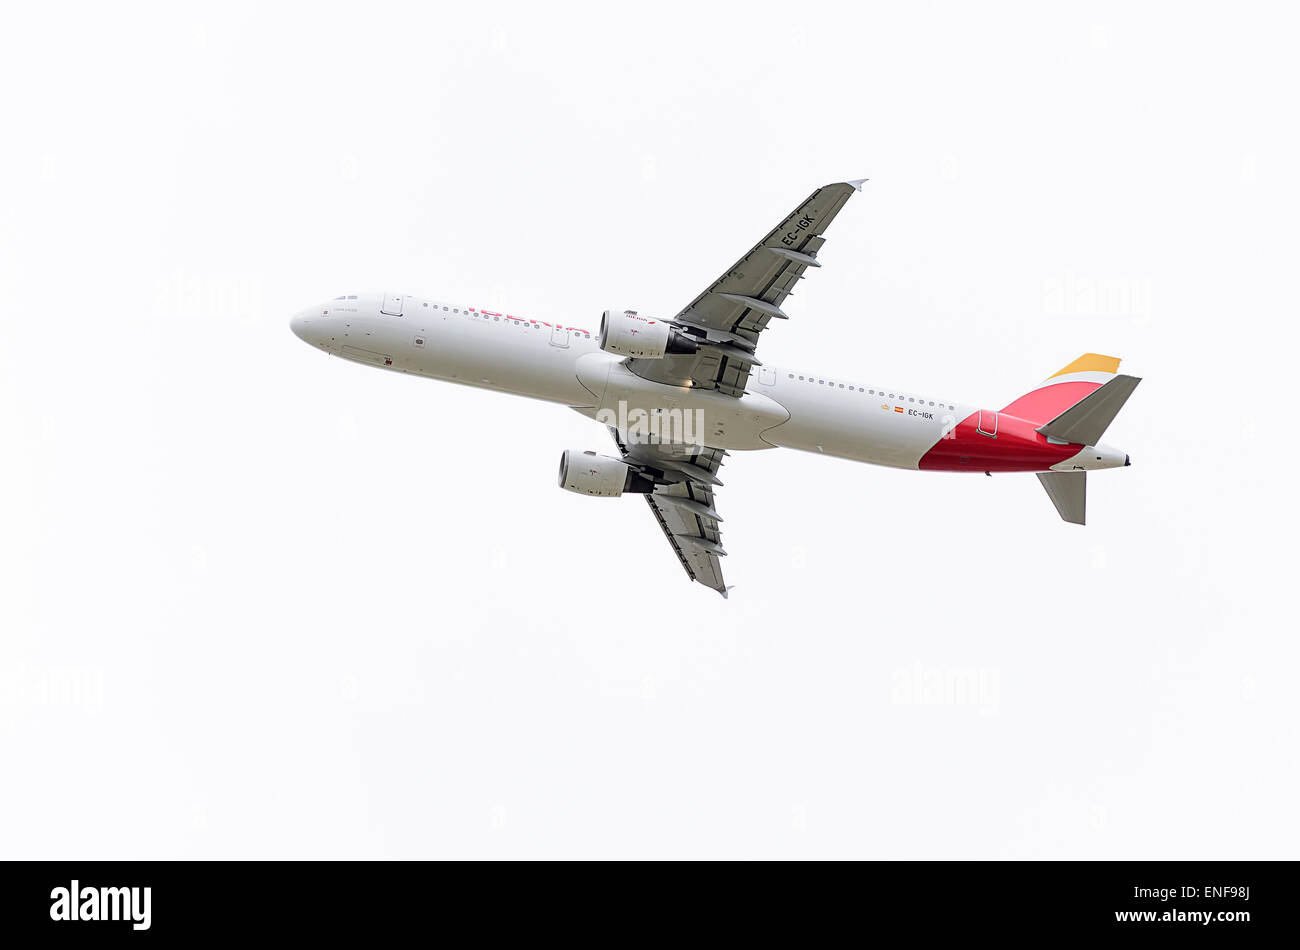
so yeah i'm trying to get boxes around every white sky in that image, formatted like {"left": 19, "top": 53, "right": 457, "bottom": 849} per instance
{"left": 1, "top": 1, "right": 1296, "bottom": 858}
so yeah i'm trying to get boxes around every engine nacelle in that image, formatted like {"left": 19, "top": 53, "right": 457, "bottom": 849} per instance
{"left": 598, "top": 309, "right": 699, "bottom": 359}
{"left": 558, "top": 449, "right": 654, "bottom": 497}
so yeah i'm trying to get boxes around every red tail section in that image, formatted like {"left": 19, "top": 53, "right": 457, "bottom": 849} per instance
{"left": 1001, "top": 353, "right": 1122, "bottom": 425}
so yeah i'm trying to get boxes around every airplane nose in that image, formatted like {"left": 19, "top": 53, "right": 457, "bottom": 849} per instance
{"left": 291, "top": 304, "right": 338, "bottom": 354}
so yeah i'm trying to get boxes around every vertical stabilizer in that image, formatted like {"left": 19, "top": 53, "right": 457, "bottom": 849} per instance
{"left": 1037, "top": 471, "right": 1087, "bottom": 525}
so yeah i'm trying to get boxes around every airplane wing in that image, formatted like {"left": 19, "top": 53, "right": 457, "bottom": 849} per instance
{"left": 626, "top": 179, "right": 867, "bottom": 396}
{"left": 610, "top": 428, "right": 730, "bottom": 596}
{"left": 613, "top": 180, "right": 866, "bottom": 594}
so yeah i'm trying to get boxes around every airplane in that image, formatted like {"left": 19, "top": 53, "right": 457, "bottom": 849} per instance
{"left": 290, "top": 180, "right": 1139, "bottom": 597}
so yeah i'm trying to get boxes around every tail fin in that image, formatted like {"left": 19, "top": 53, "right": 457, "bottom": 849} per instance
{"left": 1037, "top": 472, "right": 1086, "bottom": 524}
{"left": 1028, "top": 363, "right": 1141, "bottom": 527}
{"left": 1002, "top": 353, "right": 1123, "bottom": 425}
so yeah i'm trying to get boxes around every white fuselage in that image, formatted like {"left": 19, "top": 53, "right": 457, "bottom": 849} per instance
{"left": 290, "top": 293, "right": 1125, "bottom": 472}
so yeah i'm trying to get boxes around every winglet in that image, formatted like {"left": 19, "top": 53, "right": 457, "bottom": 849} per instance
{"left": 719, "top": 585, "right": 735, "bottom": 599}
{"left": 846, "top": 178, "right": 868, "bottom": 192}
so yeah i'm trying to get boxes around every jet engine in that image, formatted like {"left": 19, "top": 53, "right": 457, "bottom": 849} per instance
{"left": 558, "top": 449, "right": 655, "bottom": 497}
{"left": 598, "top": 309, "right": 699, "bottom": 359}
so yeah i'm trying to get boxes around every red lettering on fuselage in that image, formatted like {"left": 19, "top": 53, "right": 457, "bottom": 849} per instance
{"left": 467, "top": 305, "right": 588, "bottom": 335}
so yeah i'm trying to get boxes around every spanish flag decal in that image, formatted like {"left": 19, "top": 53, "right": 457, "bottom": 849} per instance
{"left": 894, "top": 406, "right": 904, "bottom": 413}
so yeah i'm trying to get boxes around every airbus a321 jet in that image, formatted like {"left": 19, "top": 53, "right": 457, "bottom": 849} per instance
{"left": 291, "top": 181, "right": 1139, "bottom": 596}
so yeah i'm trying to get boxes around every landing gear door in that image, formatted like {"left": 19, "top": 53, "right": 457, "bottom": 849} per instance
{"left": 381, "top": 293, "right": 404, "bottom": 316}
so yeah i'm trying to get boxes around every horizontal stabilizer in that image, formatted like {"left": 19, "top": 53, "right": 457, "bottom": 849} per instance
{"left": 1037, "top": 375, "right": 1141, "bottom": 446}
{"left": 1037, "top": 471, "right": 1086, "bottom": 525}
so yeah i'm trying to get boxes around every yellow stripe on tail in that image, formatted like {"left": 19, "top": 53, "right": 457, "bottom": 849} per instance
{"left": 1047, "top": 353, "right": 1122, "bottom": 379}
{"left": 1003, "top": 353, "right": 1124, "bottom": 423}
